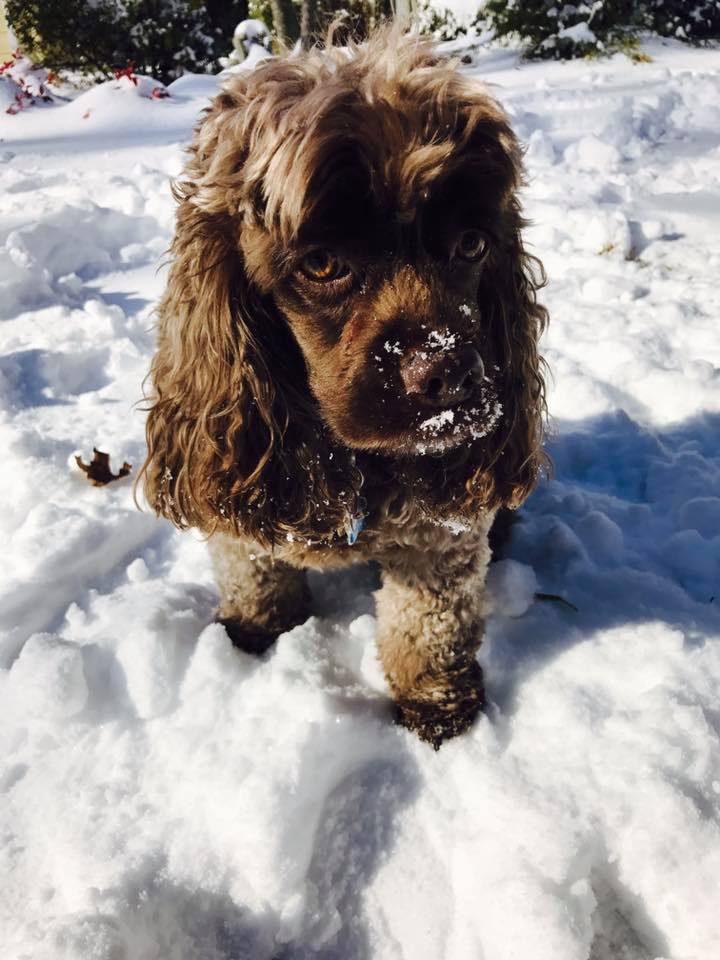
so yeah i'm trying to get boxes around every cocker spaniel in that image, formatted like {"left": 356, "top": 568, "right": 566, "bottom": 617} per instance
{"left": 142, "top": 28, "right": 548, "bottom": 748}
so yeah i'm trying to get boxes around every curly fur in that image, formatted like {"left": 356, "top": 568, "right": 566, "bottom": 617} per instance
{"left": 141, "top": 28, "right": 548, "bottom": 746}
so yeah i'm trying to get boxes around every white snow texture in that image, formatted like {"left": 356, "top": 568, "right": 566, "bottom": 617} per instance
{"left": 1, "top": 35, "right": 720, "bottom": 960}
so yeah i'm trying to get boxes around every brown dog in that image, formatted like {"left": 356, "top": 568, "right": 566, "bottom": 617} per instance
{"left": 141, "top": 29, "right": 548, "bottom": 747}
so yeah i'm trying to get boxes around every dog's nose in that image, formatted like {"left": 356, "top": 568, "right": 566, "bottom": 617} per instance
{"left": 400, "top": 344, "right": 484, "bottom": 407}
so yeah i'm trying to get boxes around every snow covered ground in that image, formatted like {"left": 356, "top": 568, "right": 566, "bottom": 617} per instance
{"left": 1, "top": 38, "right": 720, "bottom": 960}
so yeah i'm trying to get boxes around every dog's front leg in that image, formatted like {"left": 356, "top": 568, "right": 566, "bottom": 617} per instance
{"left": 208, "top": 534, "right": 311, "bottom": 654}
{"left": 376, "top": 533, "right": 491, "bottom": 748}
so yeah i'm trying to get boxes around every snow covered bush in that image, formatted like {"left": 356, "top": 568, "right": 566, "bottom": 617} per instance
{"left": 0, "top": 51, "right": 56, "bottom": 114}
{"left": 481, "top": 1, "right": 638, "bottom": 59}
{"left": 5, "top": 0, "right": 249, "bottom": 83}
{"left": 219, "top": 18, "right": 272, "bottom": 68}
{"left": 482, "top": 0, "right": 720, "bottom": 58}
{"left": 5, "top": 1, "right": 112, "bottom": 77}
{"left": 647, "top": 0, "right": 720, "bottom": 41}
{"left": 417, "top": 2, "right": 469, "bottom": 42}
{"left": 118, "top": 0, "right": 217, "bottom": 80}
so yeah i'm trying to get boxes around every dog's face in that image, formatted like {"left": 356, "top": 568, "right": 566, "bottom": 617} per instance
{"left": 236, "top": 77, "right": 518, "bottom": 458}
{"left": 142, "top": 36, "right": 547, "bottom": 541}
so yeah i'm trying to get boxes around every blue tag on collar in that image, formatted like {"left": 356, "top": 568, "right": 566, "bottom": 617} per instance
{"left": 346, "top": 513, "right": 365, "bottom": 546}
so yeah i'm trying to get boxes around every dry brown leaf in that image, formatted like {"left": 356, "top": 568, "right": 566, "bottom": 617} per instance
{"left": 75, "top": 448, "right": 132, "bottom": 487}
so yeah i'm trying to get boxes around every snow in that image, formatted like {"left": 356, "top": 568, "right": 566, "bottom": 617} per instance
{"left": 219, "top": 19, "right": 273, "bottom": 72}
{"left": 419, "top": 407, "right": 455, "bottom": 433}
{"left": 485, "top": 559, "right": 538, "bottom": 618}
{"left": 1, "top": 35, "right": 720, "bottom": 960}
{"left": 557, "top": 22, "right": 599, "bottom": 46}
{"left": 427, "top": 328, "right": 459, "bottom": 350}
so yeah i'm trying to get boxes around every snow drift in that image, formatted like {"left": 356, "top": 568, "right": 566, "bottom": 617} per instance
{"left": 1, "top": 37, "right": 719, "bottom": 960}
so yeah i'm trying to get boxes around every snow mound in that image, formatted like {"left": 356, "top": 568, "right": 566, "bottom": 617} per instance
{"left": 70, "top": 73, "right": 170, "bottom": 112}
{"left": 0, "top": 202, "right": 159, "bottom": 318}
{"left": 0, "top": 76, "right": 21, "bottom": 112}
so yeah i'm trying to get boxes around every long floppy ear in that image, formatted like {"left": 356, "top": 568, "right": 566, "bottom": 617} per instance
{"left": 422, "top": 76, "right": 549, "bottom": 514}
{"left": 140, "top": 98, "right": 360, "bottom": 545}
{"left": 470, "top": 201, "right": 549, "bottom": 511}
{"left": 140, "top": 189, "right": 277, "bottom": 539}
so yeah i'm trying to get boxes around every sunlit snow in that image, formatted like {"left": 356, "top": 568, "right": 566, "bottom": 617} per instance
{"left": 1, "top": 36, "right": 719, "bottom": 960}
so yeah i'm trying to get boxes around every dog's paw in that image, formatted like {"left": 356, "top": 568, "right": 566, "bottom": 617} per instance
{"left": 217, "top": 589, "right": 312, "bottom": 656}
{"left": 394, "top": 665, "right": 485, "bottom": 750}
{"left": 394, "top": 698, "right": 483, "bottom": 750}
{"left": 217, "top": 617, "right": 280, "bottom": 655}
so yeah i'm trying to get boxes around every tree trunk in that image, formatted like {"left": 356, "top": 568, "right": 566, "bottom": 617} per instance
{"left": 299, "top": 0, "right": 317, "bottom": 50}
{"left": 393, "top": 0, "right": 416, "bottom": 23}
{"left": 375, "top": 0, "right": 393, "bottom": 22}
{"left": 269, "top": 0, "right": 300, "bottom": 47}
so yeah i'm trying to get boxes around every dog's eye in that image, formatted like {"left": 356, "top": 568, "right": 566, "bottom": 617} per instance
{"left": 455, "top": 230, "right": 489, "bottom": 262}
{"left": 299, "top": 250, "right": 348, "bottom": 282}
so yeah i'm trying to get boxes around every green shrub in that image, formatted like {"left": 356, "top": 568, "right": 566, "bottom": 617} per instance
{"left": 6, "top": 0, "right": 118, "bottom": 76}
{"left": 481, "top": 0, "right": 720, "bottom": 58}
{"left": 417, "top": 2, "right": 468, "bottom": 42}
{"left": 480, "top": 1, "right": 640, "bottom": 59}
{"left": 5, "top": 0, "right": 249, "bottom": 83}
{"left": 646, "top": 1, "right": 720, "bottom": 41}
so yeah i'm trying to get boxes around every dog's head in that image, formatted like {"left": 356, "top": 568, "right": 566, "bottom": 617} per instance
{"left": 143, "top": 30, "right": 548, "bottom": 543}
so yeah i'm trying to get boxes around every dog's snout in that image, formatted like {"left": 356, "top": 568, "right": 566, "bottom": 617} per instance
{"left": 400, "top": 344, "right": 484, "bottom": 407}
